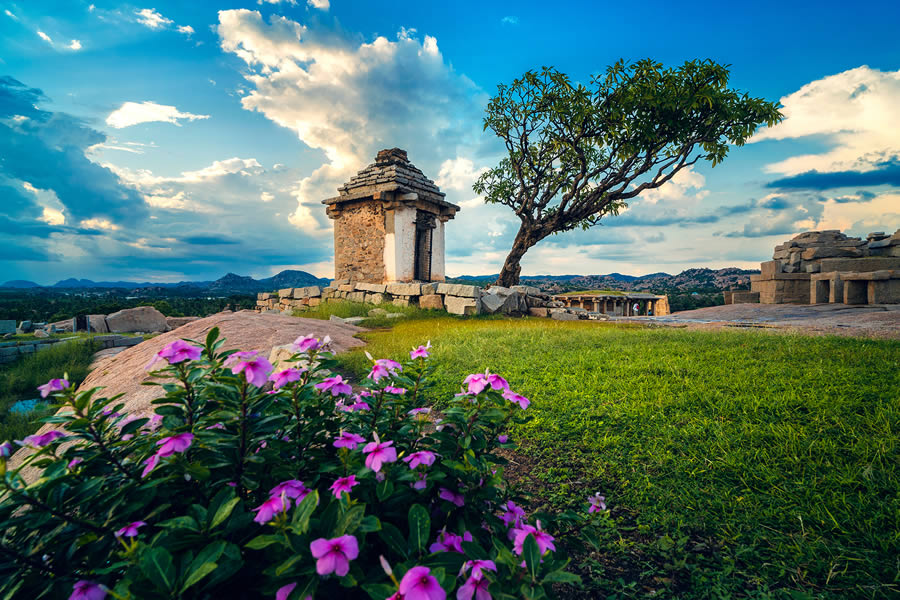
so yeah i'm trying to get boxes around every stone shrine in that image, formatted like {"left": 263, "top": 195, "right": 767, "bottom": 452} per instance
{"left": 323, "top": 148, "right": 460, "bottom": 284}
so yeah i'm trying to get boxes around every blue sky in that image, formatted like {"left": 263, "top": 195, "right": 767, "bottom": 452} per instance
{"left": 1, "top": 0, "right": 899, "bottom": 284}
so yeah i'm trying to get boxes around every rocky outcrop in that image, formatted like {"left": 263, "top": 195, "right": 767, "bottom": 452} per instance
{"left": 105, "top": 306, "right": 168, "bottom": 333}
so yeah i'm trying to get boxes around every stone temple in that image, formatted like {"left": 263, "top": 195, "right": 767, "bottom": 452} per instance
{"left": 323, "top": 148, "right": 460, "bottom": 284}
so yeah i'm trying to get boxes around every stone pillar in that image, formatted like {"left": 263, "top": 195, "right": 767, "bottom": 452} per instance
{"left": 384, "top": 203, "right": 417, "bottom": 281}
{"left": 431, "top": 217, "right": 447, "bottom": 282}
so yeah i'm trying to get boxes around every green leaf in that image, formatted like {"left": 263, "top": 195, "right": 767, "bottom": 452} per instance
{"left": 275, "top": 553, "right": 305, "bottom": 576}
{"left": 141, "top": 547, "right": 176, "bottom": 592}
{"left": 407, "top": 504, "right": 430, "bottom": 554}
{"left": 180, "top": 561, "right": 217, "bottom": 593}
{"left": 522, "top": 534, "right": 540, "bottom": 579}
{"left": 336, "top": 505, "right": 365, "bottom": 536}
{"left": 210, "top": 497, "right": 241, "bottom": 529}
{"left": 291, "top": 489, "right": 319, "bottom": 534}
{"left": 542, "top": 570, "right": 581, "bottom": 585}
{"left": 358, "top": 515, "right": 381, "bottom": 533}
{"left": 376, "top": 478, "right": 394, "bottom": 501}
{"left": 362, "top": 583, "right": 397, "bottom": 600}
{"left": 245, "top": 534, "right": 282, "bottom": 550}
{"left": 378, "top": 522, "right": 408, "bottom": 559}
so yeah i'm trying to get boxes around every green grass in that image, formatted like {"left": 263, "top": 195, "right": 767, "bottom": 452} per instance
{"left": 337, "top": 318, "right": 900, "bottom": 598}
{"left": 557, "top": 289, "right": 629, "bottom": 296}
{"left": 0, "top": 338, "right": 97, "bottom": 441}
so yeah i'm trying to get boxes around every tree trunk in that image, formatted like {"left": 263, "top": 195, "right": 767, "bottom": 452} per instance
{"left": 496, "top": 225, "right": 538, "bottom": 287}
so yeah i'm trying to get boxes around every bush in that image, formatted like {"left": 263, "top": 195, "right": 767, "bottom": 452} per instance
{"left": 0, "top": 329, "right": 589, "bottom": 599}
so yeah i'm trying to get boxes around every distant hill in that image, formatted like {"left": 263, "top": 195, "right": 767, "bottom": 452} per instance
{"left": 1, "top": 280, "right": 41, "bottom": 288}
{"left": 0, "top": 270, "right": 329, "bottom": 295}
{"left": 449, "top": 267, "right": 758, "bottom": 293}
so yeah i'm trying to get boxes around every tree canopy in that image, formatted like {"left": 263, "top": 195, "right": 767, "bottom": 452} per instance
{"left": 474, "top": 59, "right": 783, "bottom": 287}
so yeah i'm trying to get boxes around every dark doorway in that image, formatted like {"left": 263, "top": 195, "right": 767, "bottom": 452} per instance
{"left": 414, "top": 211, "right": 436, "bottom": 281}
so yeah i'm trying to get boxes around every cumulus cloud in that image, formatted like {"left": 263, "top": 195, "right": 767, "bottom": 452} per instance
{"left": 69, "top": 39, "right": 82, "bottom": 50}
{"left": 177, "top": 25, "right": 194, "bottom": 36}
{"left": 37, "top": 31, "right": 52, "bottom": 44}
{"left": 135, "top": 8, "right": 173, "bottom": 30}
{"left": 308, "top": 0, "right": 329, "bottom": 9}
{"left": 723, "top": 193, "right": 826, "bottom": 238}
{"left": 752, "top": 66, "right": 900, "bottom": 175}
{"left": 216, "top": 10, "right": 487, "bottom": 239}
{"left": 106, "top": 101, "right": 210, "bottom": 129}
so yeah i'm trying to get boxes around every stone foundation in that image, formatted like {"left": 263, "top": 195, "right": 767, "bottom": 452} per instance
{"left": 332, "top": 201, "right": 387, "bottom": 283}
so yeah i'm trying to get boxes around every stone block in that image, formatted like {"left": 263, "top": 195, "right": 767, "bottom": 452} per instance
{"left": 511, "top": 285, "right": 541, "bottom": 296}
{"left": 749, "top": 274, "right": 763, "bottom": 283}
{"left": 259, "top": 292, "right": 274, "bottom": 300}
{"left": 365, "top": 293, "right": 386, "bottom": 304}
{"left": 386, "top": 282, "right": 422, "bottom": 296}
{"left": 321, "top": 289, "right": 335, "bottom": 300}
{"left": 551, "top": 311, "right": 579, "bottom": 321}
{"left": 801, "top": 246, "right": 863, "bottom": 261}
{"left": 525, "top": 295, "right": 546, "bottom": 308}
{"left": 731, "top": 291, "right": 760, "bottom": 304}
{"left": 486, "top": 286, "right": 513, "bottom": 296}
{"left": 355, "top": 282, "right": 387, "bottom": 293}
{"left": 773, "top": 273, "right": 811, "bottom": 280}
{"left": 759, "top": 261, "right": 782, "bottom": 278}
{"left": 419, "top": 294, "right": 444, "bottom": 310}
{"left": 114, "top": 336, "right": 143, "bottom": 348}
{"left": 344, "top": 317, "right": 366, "bottom": 326}
{"left": 528, "top": 307, "right": 549, "bottom": 318}
{"left": 445, "top": 295, "right": 480, "bottom": 315}
{"left": 392, "top": 297, "right": 416, "bottom": 307}
{"left": 18, "top": 320, "right": 33, "bottom": 333}
{"left": 0, "top": 320, "right": 15, "bottom": 335}
{"left": 436, "top": 283, "right": 480, "bottom": 298}
{"left": 105, "top": 306, "right": 168, "bottom": 333}
{"left": 869, "top": 279, "right": 900, "bottom": 304}
{"left": 347, "top": 291, "right": 366, "bottom": 302}
{"left": 87, "top": 315, "right": 109, "bottom": 333}
{"left": 480, "top": 293, "right": 505, "bottom": 314}
{"left": 819, "top": 257, "right": 900, "bottom": 273}
{"left": 338, "top": 283, "right": 356, "bottom": 293}
{"left": 279, "top": 288, "right": 295, "bottom": 298}
{"left": 308, "top": 297, "right": 321, "bottom": 307}
{"left": 804, "top": 263, "right": 821, "bottom": 273}
{"left": 421, "top": 282, "right": 438, "bottom": 295}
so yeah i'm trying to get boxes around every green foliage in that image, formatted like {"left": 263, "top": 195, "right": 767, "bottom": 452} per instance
{"left": 0, "top": 330, "right": 581, "bottom": 598}
{"left": 294, "top": 300, "right": 493, "bottom": 328}
{"left": 474, "top": 60, "right": 782, "bottom": 285}
{"left": 0, "top": 338, "right": 97, "bottom": 441}
{"left": 338, "top": 318, "right": 900, "bottom": 597}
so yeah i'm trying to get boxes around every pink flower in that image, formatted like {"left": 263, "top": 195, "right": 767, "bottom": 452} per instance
{"left": 439, "top": 487, "right": 465, "bottom": 507}
{"left": 403, "top": 450, "right": 437, "bottom": 469}
{"left": 384, "top": 386, "right": 407, "bottom": 395}
{"left": 497, "top": 435, "right": 509, "bottom": 444}
{"left": 315, "top": 375, "right": 352, "bottom": 396}
{"left": 291, "top": 335, "right": 321, "bottom": 353}
{"left": 329, "top": 475, "right": 358, "bottom": 499}
{"left": 363, "top": 440, "right": 397, "bottom": 472}
{"left": 408, "top": 407, "right": 430, "bottom": 416}
{"left": 410, "top": 341, "right": 431, "bottom": 359}
{"left": 206, "top": 422, "right": 226, "bottom": 430}
{"left": 457, "top": 574, "right": 491, "bottom": 600}
{"left": 398, "top": 566, "right": 445, "bottom": 600}
{"left": 309, "top": 534, "right": 359, "bottom": 577}
{"left": 67, "top": 457, "right": 83, "bottom": 469}
{"left": 22, "top": 430, "right": 65, "bottom": 447}
{"left": 412, "top": 473, "right": 428, "bottom": 490}
{"left": 114, "top": 521, "right": 146, "bottom": 538}
{"left": 512, "top": 521, "right": 556, "bottom": 555}
{"left": 225, "top": 351, "right": 274, "bottom": 387}
{"left": 37, "top": 378, "right": 69, "bottom": 398}
{"left": 146, "top": 340, "right": 201, "bottom": 370}
{"left": 276, "top": 583, "right": 297, "bottom": 600}
{"left": 486, "top": 373, "right": 509, "bottom": 391}
{"left": 376, "top": 358, "right": 402, "bottom": 372}
{"left": 156, "top": 432, "right": 194, "bottom": 457}
{"left": 253, "top": 495, "right": 288, "bottom": 524}
{"left": 348, "top": 401, "right": 370, "bottom": 412}
{"left": 463, "top": 373, "right": 488, "bottom": 395}
{"left": 141, "top": 453, "right": 160, "bottom": 478}
{"left": 69, "top": 580, "right": 106, "bottom": 600}
{"left": 429, "top": 530, "right": 472, "bottom": 553}
{"left": 270, "top": 480, "right": 311, "bottom": 505}
{"left": 146, "top": 414, "right": 164, "bottom": 431}
{"left": 499, "top": 501, "right": 525, "bottom": 528}
{"left": 460, "top": 560, "right": 497, "bottom": 579}
{"left": 0, "top": 441, "right": 13, "bottom": 458}
{"left": 502, "top": 390, "right": 529, "bottom": 410}
{"left": 270, "top": 368, "right": 305, "bottom": 389}
{"left": 588, "top": 493, "right": 607, "bottom": 513}
{"left": 333, "top": 432, "right": 366, "bottom": 450}
{"left": 369, "top": 363, "right": 391, "bottom": 382}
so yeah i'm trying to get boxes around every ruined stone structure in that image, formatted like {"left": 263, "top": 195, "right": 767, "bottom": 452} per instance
{"left": 323, "top": 149, "right": 460, "bottom": 284}
{"left": 553, "top": 292, "right": 670, "bottom": 316}
{"left": 729, "top": 229, "right": 900, "bottom": 305}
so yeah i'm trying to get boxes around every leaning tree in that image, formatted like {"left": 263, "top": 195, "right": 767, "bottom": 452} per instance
{"left": 474, "top": 59, "right": 783, "bottom": 287}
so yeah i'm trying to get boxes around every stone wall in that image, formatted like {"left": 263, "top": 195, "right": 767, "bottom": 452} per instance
{"left": 0, "top": 335, "right": 142, "bottom": 364}
{"left": 333, "top": 201, "right": 386, "bottom": 283}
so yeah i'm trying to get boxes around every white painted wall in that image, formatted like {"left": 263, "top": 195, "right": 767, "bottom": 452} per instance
{"left": 384, "top": 204, "right": 417, "bottom": 282}
{"left": 431, "top": 218, "right": 446, "bottom": 281}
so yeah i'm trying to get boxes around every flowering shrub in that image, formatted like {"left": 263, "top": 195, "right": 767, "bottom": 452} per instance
{"left": 0, "top": 329, "right": 586, "bottom": 599}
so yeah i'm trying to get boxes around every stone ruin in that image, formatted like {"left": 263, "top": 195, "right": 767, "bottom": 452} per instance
{"left": 725, "top": 229, "right": 900, "bottom": 305}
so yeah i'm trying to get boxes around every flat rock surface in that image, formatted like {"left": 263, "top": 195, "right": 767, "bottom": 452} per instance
{"left": 618, "top": 303, "right": 900, "bottom": 339}
{"left": 8, "top": 311, "right": 365, "bottom": 474}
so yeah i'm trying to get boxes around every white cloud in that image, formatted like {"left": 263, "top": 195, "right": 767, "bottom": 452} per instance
{"left": 135, "top": 8, "right": 173, "bottom": 30}
{"left": 37, "top": 31, "right": 52, "bottom": 44}
{"left": 39, "top": 207, "right": 66, "bottom": 226}
{"left": 69, "top": 39, "right": 82, "bottom": 50}
{"left": 260, "top": 191, "right": 274, "bottom": 202}
{"left": 177, "top": 25, "right": 194, "bottom": 36}
{"left": 752, "top": 66, "right": 900, "bottom": 175}
{"left": 216, "top": 10, "right": 486, "bottom": 237}
{"left": 308, "top": 0, "right": 330, "bottom": 10}
{"left": 637, "top": 166, "right": 706, "bottom": 205}
{"left": 106, "top": 101, "right": 210, "bottom": 129}
{"left": 180, "top": 158, "right": 263, "bottom": 181}
{"left": 500, "top": 16, "right": 519, "bottom": 25}
{"left": 257, "top": 0, "right": 298, "bottom": 4}
{"left": 5, "top": 9, "right": 18, "bottom": 20}
{"left": 80, "top": 218, "right": 120, "bottom": 231}
{"left": 435, "top": 157, "right": 488, "bottom": 191}
{"left": 88, "top": 4, "right": 95, "bottom": 12}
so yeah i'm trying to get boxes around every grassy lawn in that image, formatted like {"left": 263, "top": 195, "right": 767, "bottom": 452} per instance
{"left": 0, "top": 338, "right": 97, "bottom": 442}
{"left": 336, "top": 317, "right": 900, "bottom": 598}
{"left": 294, "top": 299, "right": 501, "bottom": 328}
